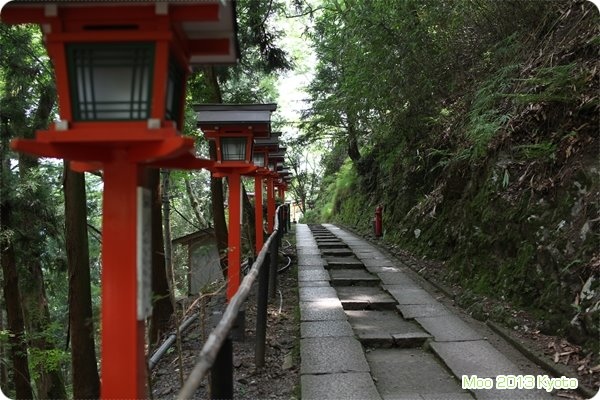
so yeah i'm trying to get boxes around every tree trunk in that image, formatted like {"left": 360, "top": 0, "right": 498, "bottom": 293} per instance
{"left": 184, "top": 176, "right": 208, "bottom": 228}
{"left": 149, "top": 169, "right": 174, "bottom": 345}
{"left": 203, "top": 66, "right": 229, "bottom": 277}
{"left": 64, "top": 162, "right": 100, "bottom": 400}
{"left": 210, "top": 146, "right": 229, "bottom": 279}
{"left": 242, "top": 184, "right": 256, "bottom": 255}
{"left": 18, "top": 155, "right": 67, "bottom": 400}
{"left": 0, "top": 201, "right": 33, "bottom": 400}
{"left": 346, "top": 121, "right": 361, "bottom": 165}
{"left": 21, "top": 259, "right": 68, "bottom": 399}
{"left": 161, "top": 171, "right": 175, "bottom": 292}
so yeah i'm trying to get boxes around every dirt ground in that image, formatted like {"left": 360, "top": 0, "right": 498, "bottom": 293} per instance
{"left": 150, "top": 241, "right": 300, "bottom": 399}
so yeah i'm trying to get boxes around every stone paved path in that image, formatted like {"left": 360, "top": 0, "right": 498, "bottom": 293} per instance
{"left": 297, "top": 224, "right": 552, "bottom": 400}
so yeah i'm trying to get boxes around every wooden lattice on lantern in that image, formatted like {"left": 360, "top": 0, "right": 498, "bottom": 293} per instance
{"left": 2, "top": 0, "right": 239, "bottom": 160}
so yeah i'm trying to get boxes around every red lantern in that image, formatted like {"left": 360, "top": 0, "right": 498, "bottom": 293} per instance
{"left": 1, "top": 2, "right": 239, "bottom": 398}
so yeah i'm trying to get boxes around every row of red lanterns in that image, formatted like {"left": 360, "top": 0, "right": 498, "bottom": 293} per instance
{"left": 1, "top": 1, "right": 291, "bottom": 398}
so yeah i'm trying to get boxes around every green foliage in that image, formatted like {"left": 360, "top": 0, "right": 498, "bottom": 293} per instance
{"left": 514, "top": 142, "right": 557, "bottom": 160}
{"left": 509, "top": 63, "right": 585, "bottom": 104}
{"left": 305, "top": 0, "right": 599, "bottom": 348}
{"left": 28, "top": 348, "right": 69, "bottom": 380}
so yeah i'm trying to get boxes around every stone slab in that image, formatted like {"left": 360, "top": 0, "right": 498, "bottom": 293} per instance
{"left": 300, "top": 320, "right": 354, "bottom": 338}
{"left": 298, "top": 269, "right": 330, "bottom": 282}
{"left": 299, "top": 286, "right": 339, "bottom": 302}
{"left": 298, "top": 264, "right": 327, "bottom": 271}
{"left": 337, "top": 286, "right": 397, "bottom": 307}
{"left": 367, "top": 348, "right": 470, "bottom": 400}
{"left": 392, "top": 332, "right": 433, "bottom": 347}
{"left": 471, "top": 385, "right": 552, "bottom": 400}
{"left": 415, "top": 315, "right": 483, "bottom": 342}
{"left": 298, "top": 280, "right": 331, "bottom": 288}
{"left": 298, "top": 254, "right": 324, "bottom": 266}
{"left": 354, "top": 251, "right": 387, "bottom": 259}
{"left": 301, "top": 372, "right": 382, "bottom": 400}
{"left": 361, "top": 258, "right": 396, "bottom": 268}
{"left": 324, "top": 257, "right": 364, "bottom": 269}
{"left": 300, "top": 336, "right": 370, "bottom": 374}
{"left": 317, "top": 243, "right": 349, "bottom": 249}
{"left": 300, "top": 300, "right": 347, "bottom": 321}
{"left": 421, "top": 394, "right": 475, "bottom": 400}
{"left": 296, "top": 249, "right": 322, "bottom": 256}
{"left": 315, "top": 238, "right": 346, "bottom": 243}
{"left": 321, "top": 248, "right": 354, "bottom": 257}
{"left": 296, "top": 243, "right": 318, "bottom": 249}
{"left": 397, "top": 303, "right": 452, "bottom": 319}
{"left": 430, "top": 340, "right": 520, "bottom": 378}
{"left": 385, "top": 287, "right": 439, "bottom": 305}
{"left": 348, "top": 244, "right": 378, "bottom": 249}
{"left": 346, "top": 310, "right": 426, "bottom": 345}
{"left": 330, "top": 269, "right": 380, "bottom": 286}
{"left": 377, "top": 272, "right": 417, "bottom": 286}
{"left": 367, "top": 265, "right": 404, "bottom": 274}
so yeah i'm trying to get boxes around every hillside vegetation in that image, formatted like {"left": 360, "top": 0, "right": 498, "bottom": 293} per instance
{"left": 302, "top": 0, "right": 599, "bottom": 352}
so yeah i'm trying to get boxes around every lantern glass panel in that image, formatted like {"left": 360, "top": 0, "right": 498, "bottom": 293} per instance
{"left": 221, "top": 137, "right": 247, "bottom": 161}
{"left": 68, "top": 42, "right": 154, "bottom": 121}
{"left": 253, "top": 153, "right": 265, "bottom": 167}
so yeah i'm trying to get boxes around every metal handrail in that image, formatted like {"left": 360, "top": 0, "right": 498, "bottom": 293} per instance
{"left": 177, "top": 205, "right": 284, "bottom": 399}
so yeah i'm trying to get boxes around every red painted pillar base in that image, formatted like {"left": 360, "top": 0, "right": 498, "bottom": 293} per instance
{"left": 254, "top": 176, "right": 264, "bottom": 253}
{"left": 227, "top": 173, "right": 242, "bottom": 300}
{"left": 266, "top": 177, "right": 275, "bottom": 233}
{"left": 101, "top": 160, "right": 146, "bottom": 399}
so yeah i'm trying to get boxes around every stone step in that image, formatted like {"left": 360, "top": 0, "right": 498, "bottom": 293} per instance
{"left": 330, "top": 269, "right": 380, "bottom": 287}
{"left": 317, "top": 242, "right": 349, "bottom": 249}
{"left": 324, "top": 257, "right": 365, "bottom": 270}
{"left": 366, "top": 348, "right": 473, "bottom": 400}
{"left": 313, "top": 236, "right": 338, "bottom": 240}
{"left": 321, "top": 248, "right": 354, "bottom": 257}
{"left": 337, "top": 286, "right": 397, "bottom": 310}
{"left": 345, "top": 310, "right": 430, "bottom": 347}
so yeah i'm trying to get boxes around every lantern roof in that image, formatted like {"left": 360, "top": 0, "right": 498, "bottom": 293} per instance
{"left": 0, "top": 0, "right": 239, "bottom": 65}
{"left": 196, "top": 103, "right": 277, "bottom": 138}
{"left": 254, "top": 132, "right": 281, "bottom": 151}
{"left": 268, "top": 150, "right": 286, "bottom": 162}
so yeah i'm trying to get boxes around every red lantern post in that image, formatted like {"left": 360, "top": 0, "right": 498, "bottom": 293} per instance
{"left": 253, "top": 134, "right": 280, "bottom": 243}
{"left": 195, "top": 103, "right": 276, "bottom": 399}
{"left": 266, "top": 147, "right": 286, "bottom": 232}
{"left": 195, "top": 104, "right": 277, "bottom": 299}
{"left": 1, "top": 2, "right": 238, "bottom": 398}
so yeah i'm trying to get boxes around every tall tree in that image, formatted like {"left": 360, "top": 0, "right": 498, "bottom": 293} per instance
{"left": 0, "top": 24, "right": 67, "bottom": 399}
{"left": 64, "top": 163, "right": 100, "bottom": 399}
{"left": 186, "top": 0, "right": 292, "bottom": 264}
{"left": 149, "top": 169, "right": 174, "bottom": 344}
{"left": 286, "top": 145, "right": 322, "bottom": 215}
{"left": 0, "top": 117, "right": 33, "bottom": 399}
